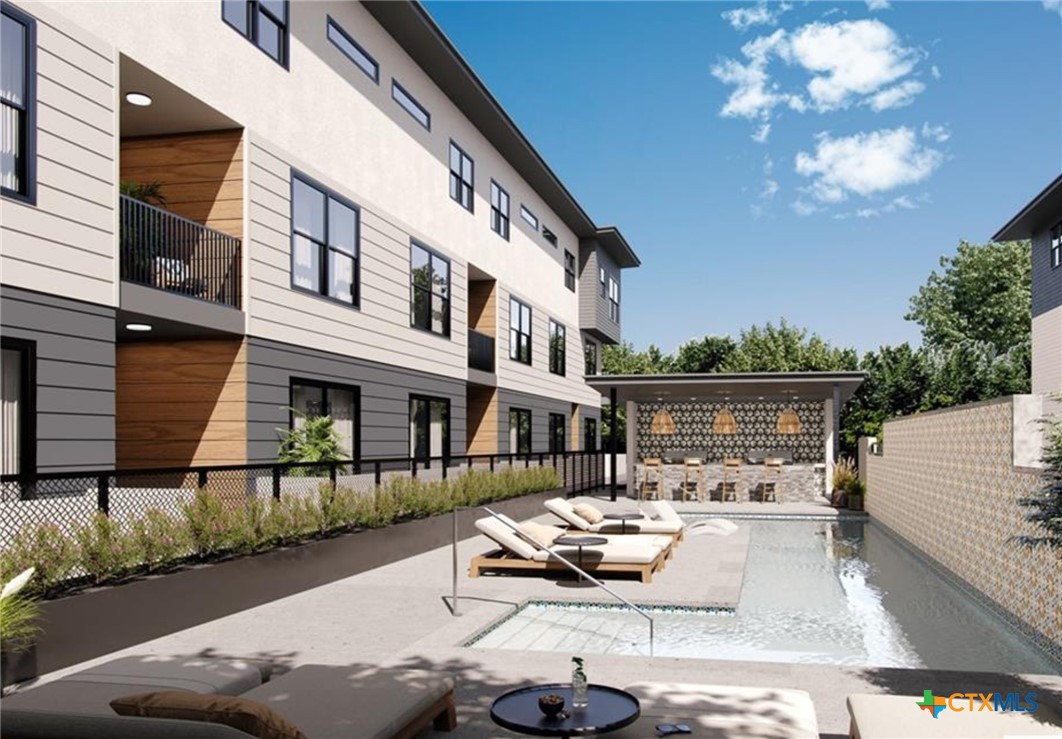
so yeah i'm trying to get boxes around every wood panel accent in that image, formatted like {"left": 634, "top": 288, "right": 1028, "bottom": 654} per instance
{"left": 466, "top": 385, "right": 498, "bottom": 455}
{"left": 467, "top": 279, "right": 497, "bottom": 338}
{"left": 571, "top": 404, "right": 582, "bottom": 451}
{"left": 116, "top": 339, "right": 247, "bottom": 468}
{"left": 120, "top": 129, "right": 244, "bottom": 239}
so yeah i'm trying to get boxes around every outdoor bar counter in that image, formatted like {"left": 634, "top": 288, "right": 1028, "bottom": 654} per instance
{"left": 633, "top": 452, "right": 827, "bottom": 503}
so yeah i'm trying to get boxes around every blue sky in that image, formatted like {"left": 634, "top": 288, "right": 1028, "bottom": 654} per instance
{"left": 424, "top": 1, "right": 1062, "bottom": 355}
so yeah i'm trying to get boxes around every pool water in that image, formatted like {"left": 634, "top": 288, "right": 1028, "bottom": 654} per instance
{"left": 468, "top": 519, "right": 1060, "bottom": 673}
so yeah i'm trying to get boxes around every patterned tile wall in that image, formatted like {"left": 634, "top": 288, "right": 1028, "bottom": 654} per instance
{"left": 866, "top": 397, "right": 1060, "bottom": 656}
{"left": 636, "top": 401, "right": 825, "bottom": 463}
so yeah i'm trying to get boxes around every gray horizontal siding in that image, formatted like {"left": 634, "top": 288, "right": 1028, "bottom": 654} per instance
{"left": 577, "top": 242, "right": 620, "bottom": 344}
{"left": 1032, "top": 224, "right": 1062, "bottom": 318}
{"left": 245, "top": 337, "right": 467, "bottom": 463}
{"left": 0, "top": 285, "right": 115, "bottom": 472}
{"left": 497, "top": 388, "right": 576, "bottom": 455}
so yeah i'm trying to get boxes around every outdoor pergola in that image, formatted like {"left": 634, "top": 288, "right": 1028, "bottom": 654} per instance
{"left": 587, "top": 372, "right": 867, "bottom": 501}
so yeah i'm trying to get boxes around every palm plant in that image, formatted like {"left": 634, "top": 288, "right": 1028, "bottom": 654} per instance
{"left": 277, "top": 409, "right": 346, "bottom": 476}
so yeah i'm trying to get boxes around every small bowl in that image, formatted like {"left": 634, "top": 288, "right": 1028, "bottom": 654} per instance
{"left": 538, "top": 693, "right": 566, "bottom": 719}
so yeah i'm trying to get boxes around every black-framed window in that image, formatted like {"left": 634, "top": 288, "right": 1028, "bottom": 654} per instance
{"left": 291, "top": 172, "right": 359, "bottom": 306}
{"left": 584, "top": 418, "right": 597, "bottom": 453}
{"left": 392, "top": 80, "right": 430, "bottom": 129}
{"left": 222, "top": 0, "right": 288, "bottom": 66}
{"left": 509, "top": 408, "right": 531, "bottom": 455}
{"left": 608, "top": 277, "right": 620, "bottom": 321}
{"left": 549, "top": 413, "right": 566, "bottom": 454}
{"left": 410, "top": 241, "right": 451, "bottom": 337}
{"left": 1, "top": 337, "right": 35, "bottom": 476}
{"left": 542, "top": 226, "right": 557, "bottom": 247}
{"left": 490, "top": 180, "right": 510, "bottom": 240}
{"left": 1, "top": 3, "right": 36, "bottom": 204}
{"left": 549, "top": 320, "right": 566, "bottom": 376}
{"left": 599, "top": 267, "right": 607, "bottom": 298}
{"left": 327, "top": 17, "right": 377, "bottom": 83}
{"left": 410, "top": 395, "right": 449, "bottom": 461}
{"left": 1052, "top": 222, "right": 1061, "bottom": 270}
{"left": 520, "top": 205, "right": 538, "bottom": 230}
{"left": 564, "top": 250, "right": 576, "bottom": 291}
{"left": 449, "top": 141, "right": 473, "bottom": 212}
{"left": 289, "top": 379, "right": 359, "bottom": 461}
{"left": 509, "top": 296, "right": 532, "bottom": 364}
{"left": 584, "top": 340, "right": 597, "bottom": 377}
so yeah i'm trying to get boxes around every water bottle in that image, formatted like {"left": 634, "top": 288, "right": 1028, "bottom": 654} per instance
{"left": 571, "top": 656, "right": 588, "bottom": 708}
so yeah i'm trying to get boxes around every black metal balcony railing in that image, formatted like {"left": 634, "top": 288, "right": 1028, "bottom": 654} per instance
{"left": 468, "top": 328, "right": 495, "bottom": 373}
{"left": 120, "top": 195, "right": 242, "bottom": 309}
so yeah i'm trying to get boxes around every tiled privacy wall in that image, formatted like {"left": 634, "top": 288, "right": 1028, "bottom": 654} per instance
{"left": 866, "top": 396, "right": 1060, "bottom": 659}
{"left": 636, "top": 401, "right": 825, "bottom": 462}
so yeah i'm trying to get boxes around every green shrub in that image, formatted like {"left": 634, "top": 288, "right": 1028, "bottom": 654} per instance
{"left": 314, "top": 484, "right": 362, "bottom": 534}
{"left": 832, "top": 456, "right": 857, "bottom": 491}
{"left": 845, "top": 478, "right": 866, "bottom": 496}
{"left": 277, "top": 411, "right": 346, "bottom": 476}
{"left": 0, "top": 523, "right": 76, "bottom": 596}
{"left": 74, "top": 513, "right": 134, "bottom": 584}
{"left": 0, "top": 568, "right": 40, "bottom": 654}
{"left": 182, "top": 489, "right": 240, "bottom": 557}
{"left": 129, "top": 509, "right": 191, "bottom": 572}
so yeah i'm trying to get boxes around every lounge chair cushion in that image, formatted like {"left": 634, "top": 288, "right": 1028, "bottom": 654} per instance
{"left": 572, "top": 503, "right": 605, "bottom": 524}
{"left": 475, "top": 516, "right": 537, "bottom": 559}
{"left": 518, "top": 521, "right": 565, "bottom": 547}
{"left": 110, "top": 691, "right": 307, "bottom": 739}
{"left": 643, "top": 500, "right": 683, "bottom": 524}
{"left": 533, "top": 543, "right": 661, "bottom": 565}
{"left": 240, "top": 666, "right": 454, "bottom": 739}
{"left": 544, "top": 498, "right": 590, "bottom": 530}
{"left": 846, "top": 694, "right": 1062, "bottom": 737}
{"left": 588, "top": 519, "right": 683, "bottom": 535}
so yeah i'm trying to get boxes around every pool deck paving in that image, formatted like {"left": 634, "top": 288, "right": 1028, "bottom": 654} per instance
{"left": 16, "top": 496, "right": 1061, "bottom": 737}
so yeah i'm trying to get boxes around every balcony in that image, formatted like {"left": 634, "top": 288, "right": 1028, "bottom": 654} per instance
{"left": 468, "top": 328, "right": 495, "bottom": 373}
{"left": 120, "top": 195, "right": 241, "bottom": 310}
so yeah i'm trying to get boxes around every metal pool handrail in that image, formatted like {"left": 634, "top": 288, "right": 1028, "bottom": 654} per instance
{"left": 452, "top": 505, "right": 654, "bottom": 656}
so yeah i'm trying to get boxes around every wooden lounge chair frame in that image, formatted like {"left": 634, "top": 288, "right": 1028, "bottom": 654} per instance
{"left": 394, "top": 690, "right": 458, "bottom": 738}
{"left": 469, "top": 546, "right": 668, "bottom": 584}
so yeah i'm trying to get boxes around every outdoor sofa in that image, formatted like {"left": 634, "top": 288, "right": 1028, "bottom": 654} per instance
{"left": 1, "top": 655, "right": 457, "bottom": 739}
{"left": 846, "top": 693, "right": 1062, "bottom": 738}
{"left": 469, "top": 513, "right": 670, "bottom": 583}
{"left": 545, "top": 497, "right": 686, "bottom": 539}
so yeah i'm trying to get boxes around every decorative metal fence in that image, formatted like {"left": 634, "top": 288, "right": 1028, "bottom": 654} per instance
{"left": 0, "top": 451, "right": 608, "bottom": 548}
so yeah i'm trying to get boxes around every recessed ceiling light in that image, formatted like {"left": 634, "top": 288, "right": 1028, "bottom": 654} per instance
{"left": 125, "top": 323, "right": 152, "bottom": 332}
{"left": 125, "top": 92, "right": 153, "bottom": 107}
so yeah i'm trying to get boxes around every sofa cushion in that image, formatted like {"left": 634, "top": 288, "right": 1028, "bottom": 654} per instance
{"left": 240, "top": 666, "right": 454, "bottom": 739}
{"left": 572, "top": 503, "right": 604, "bottom": 524}
{"left": 0, "top": 707, "right": 255, "bottom": 738}
{"left": 847, "top": 694, "right": 1062, "bottom": 738}
{"left": 111, "top": 691, "right": 306, "bottom": 739}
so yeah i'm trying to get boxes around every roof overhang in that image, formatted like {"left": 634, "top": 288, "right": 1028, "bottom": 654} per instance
{"left": 363, "top": 1, "right": 640, "bottom": 268}
{"left": 594, "top": 227, "right": 641, "bottom": 269}
{"left": 992, "top": 173, "right": 1062, "bottom": 241}
{"left": 587, "top": 372, "right": 867, "bottom": 405}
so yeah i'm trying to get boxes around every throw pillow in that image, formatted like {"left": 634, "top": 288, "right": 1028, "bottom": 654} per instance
{"left": 518, "top": 521, "right": 564, "bottom": 547}
{"left": 111, "top": 691, "right": 307, "bottom": 739}
{"left": 572, "top": 503, "right": 604, "bottom": 524}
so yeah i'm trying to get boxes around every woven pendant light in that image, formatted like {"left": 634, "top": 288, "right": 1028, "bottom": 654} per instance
{"left": 712, "top": 406, "right": 737, "bottom": 435}
{"left": 650, "top": 407, "right": 676, "bottom": 435}
{"left": 776, "top": 393, "right": 802, "bottom": 434}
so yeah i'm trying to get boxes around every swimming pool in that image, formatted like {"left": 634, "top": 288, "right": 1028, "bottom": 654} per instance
{"left": 466, "top": 519, "right": 1060, "bottom": 673}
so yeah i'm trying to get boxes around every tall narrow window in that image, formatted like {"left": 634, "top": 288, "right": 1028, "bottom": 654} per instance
{"left": 222, "top": 0, "right": 288, "bottom": 66}
{"left": 0, "top": 338, "right": 33, "bottom": 476}
{"left": 391, "top": 80, "right": 430, "bottom": 129}
{"left": 1052, "top": 222, "right": 1061, "bottom": 270}
{"left": 549, "top": 413, "right": 566, "bottom": 453}
{"left": 599, "top": 267, "right": 607, "bottom": 298}
{"left": 520, "top": 205, "right": 538, "bottom": 230}
{"left": 564, "top": 250, "right": 576, "bottom": 291}
{"left": 490, "top": 180, "right": 510, "bottom": 240}
{"left": 410, "top": 395, "right": 449, "bottom": 461}
{"left": 509, "top": 408, "right": 531, "bottom": 455}
{"left": 584, "top": 418, "right": 598, "bottom": 453}
{"left": 1, "top": 3, "right": 35, "bottom": 202}
{"left": 449, "top": 141, "right": 473, "bottom": 212}
{"left": 291, "top": 173, "right": 359, "bottom": 306}
{"left": 549, "top": 320, "right": 566, "bottom": 376}
{"left": 584, "top": 340, "right": 597, "bottom": 377}
{"left": 608, "top": 277, "right": 620, "bottom": 321}
{"left": 327, "top": 17, "right": 378, "bottom": 83}
{"left": 410, "top": 242, "right": 451, "bottom": 337}
{"left": 290, "top": 379, "right": 358, "bottom": 461}
{"left": 509, "top": 296, "right": 532, "bottom": 365}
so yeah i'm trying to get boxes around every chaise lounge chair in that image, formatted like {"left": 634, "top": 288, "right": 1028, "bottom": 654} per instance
{"left": 545, "top": 498, "right": 685, "bottom": 540}
{"left": 469, "top": 514, "right": 669, "bottom": 583}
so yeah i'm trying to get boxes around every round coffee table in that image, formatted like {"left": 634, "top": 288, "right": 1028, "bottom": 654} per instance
{"left": 602, "top": 512, "right": 643, "bottom": 534}
{"left": 554, "top": 535, "right": 607, "bottom": 582}
{"left": 490, "top": 683, "right": 640, "bottom": 738}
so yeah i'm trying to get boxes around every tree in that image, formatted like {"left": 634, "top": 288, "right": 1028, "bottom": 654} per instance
{"left": 601, "top": 341, "right": 671, "bottom": 375}
{"left": 920, "top": 340, "right": 1030, "bottom": 410}
{"left": 906, "top": 240, "right": 1031, "bottom": 354}
{"left": 1017, "top": 400, "right": 1062, "bottom": 549}
{"left": 840, "top": 343, "right": 929, "bottom": 457}
{"left": 670, "top": 335, "right": 736, "bottom": 373}
{"left": 721, "top": 320, "right": 858, "bottom": 373}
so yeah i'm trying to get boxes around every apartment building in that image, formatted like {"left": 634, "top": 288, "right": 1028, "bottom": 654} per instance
{"left": 0, "top": 0, "right": 639, "bottom": 475}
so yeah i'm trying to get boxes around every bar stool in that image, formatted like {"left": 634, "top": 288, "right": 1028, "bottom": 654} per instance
{"left": 721, "top": 457, "right": 742, "bottom": 502}
{"left": 681, "top": 457, "right": 705, "bottom": 502}
{"left": 762, "top": 457, "right": 783, "bottom": 503}
{"left": 640, "top": 458, "right": 663, "bottom": 501}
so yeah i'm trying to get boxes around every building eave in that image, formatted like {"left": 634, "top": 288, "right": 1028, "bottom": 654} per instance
{"left": 992, "top": 173, "right": 1062, "bottom": 242}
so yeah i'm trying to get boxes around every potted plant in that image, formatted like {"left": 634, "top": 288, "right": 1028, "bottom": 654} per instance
{"left": 1, "top": 567, "right": 41, "bottom": 688}
{"left": 277, "top": 410, "right": 346, "bottom": 478}
{"left": 831, "top": 457, "right": 856, "bottom": 507}
{"left": 846, "top": 478, "right": 866, "bottom": 511}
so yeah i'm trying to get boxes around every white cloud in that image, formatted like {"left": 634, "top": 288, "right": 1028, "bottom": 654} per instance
{"left": 930, "top": 65, "right": 942, "bottom": 80}
{"left": 762, "top": 179, "right": 780, "bottom": 199}
{"left": 865, "top": 80, "right": 925, "bottom": 111}
{"left": 712, "top": 29, "right": 802, "bottom": 120}
{"left": 791, "top": 199, "right": 822, "bottom": 216}
{"left": 794, "top": 127, "right": 944, "bottom": 203}
{"left": 866, "top": 0, "right": 891, "bottom": 10}
{"left": 752, "top": 122, "right": 772, "bottom": 143}
{"left": 1043, "top": 1, "right": 1062, "bottom": 17}
{"left": 789, "top": 20, "right": 923, "bottom": 111}
{"left": 921, "top": 122, "right": 950, "bottom": 143}
{"left": 722, "top": 1, "right": 792, "bottom": 32}
{"left": 763, "top": 154, "right": 775, "bottom": 175}
{"left": 855, "top": 194, "right": 918, "bottom": 218}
